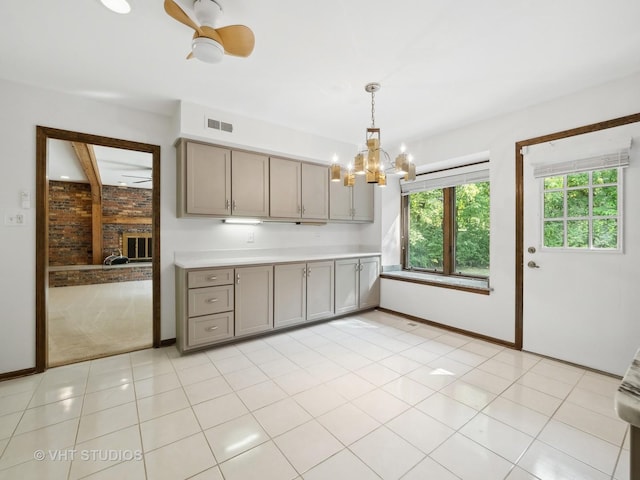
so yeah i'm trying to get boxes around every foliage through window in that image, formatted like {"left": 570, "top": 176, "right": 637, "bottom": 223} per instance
{"left": 404, "top": 181, "right": 490, "bottom": 277}
{"left": 542, "top": 167, "right": 621, "bottom": 250}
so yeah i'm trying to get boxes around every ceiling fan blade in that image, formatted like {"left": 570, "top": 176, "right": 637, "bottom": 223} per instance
{"left": 123, "top": 175, "right": 152, "bottom": 179}
{"left": 216, "top": 25, "right": 255, "bottom": 57}
{"left": 164, "top": 0, "right": 203, "bottom": 36}
{"left": 200, "top": 26, "right": 224, "bottom": 45}
{"left": 186, "top": 51, "right": 194, "bottom": 60}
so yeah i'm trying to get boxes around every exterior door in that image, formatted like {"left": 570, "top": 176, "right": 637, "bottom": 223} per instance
{"left": 521, "top": 122, "right": 640, "bottom": 375}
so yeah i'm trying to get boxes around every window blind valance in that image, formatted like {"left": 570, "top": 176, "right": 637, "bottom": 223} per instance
{"left": 532, "top": 148, "right": 630, "bottom": 178}
{"left": 401, "top": 161, "right": 490, "bottom": 195}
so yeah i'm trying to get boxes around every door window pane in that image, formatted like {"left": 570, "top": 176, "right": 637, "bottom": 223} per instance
{"left": 593, "top": 168, "right": 617, "bottom": 184}
{"left": 544, "top": 191, "right": 564, "bottom": 218}
{"left": 567, "top": 189, "right": 589, "bottom": 217}
{"left": 567, "top": 220, "right": 589, "bottom": 248}
{"left": 541, "top": 167, "right": 621, "bottom": 250}
{"left": 544, "top": 176, "right": 564, "bottom": 189}
{"left": 544, "top": 221, "right": 564, "bottom": 247}
{"left": 567, "top": 172, "right": 589, "bottom": 187}
{"left": 593, "top": 219, "right": 618, "bottom": 248}
{"left": 593, "top": 186, "right": 617, "bottom": 216}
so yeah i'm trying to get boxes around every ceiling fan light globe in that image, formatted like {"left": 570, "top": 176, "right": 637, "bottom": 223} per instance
{"left": 192, "top": 37, "right": 224, "bottom": 63}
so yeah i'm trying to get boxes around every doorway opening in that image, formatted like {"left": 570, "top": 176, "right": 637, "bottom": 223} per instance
{"left": 36, "top": 127, "right": 161, "bottom": 371}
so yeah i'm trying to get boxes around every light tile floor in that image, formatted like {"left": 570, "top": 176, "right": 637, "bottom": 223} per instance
{"left": 0, "top": 310, "right": 631, "bottom": 480}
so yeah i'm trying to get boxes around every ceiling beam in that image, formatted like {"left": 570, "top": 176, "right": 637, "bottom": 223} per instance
{"left": 71, "top": 142, "right": 103, "bottom": 265}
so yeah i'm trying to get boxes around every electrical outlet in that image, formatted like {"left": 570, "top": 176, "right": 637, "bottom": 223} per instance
{"left": 4, "top": 212, "right": 26, "bottom": 226}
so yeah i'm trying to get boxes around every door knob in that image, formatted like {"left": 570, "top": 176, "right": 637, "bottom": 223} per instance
{"left": 527, "top": 261, "right": 540, "bottom": 269}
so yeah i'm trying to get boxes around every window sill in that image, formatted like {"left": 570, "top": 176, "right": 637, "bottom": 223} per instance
{"left": 380, "top": 270, "right": 490, "bottom": 295}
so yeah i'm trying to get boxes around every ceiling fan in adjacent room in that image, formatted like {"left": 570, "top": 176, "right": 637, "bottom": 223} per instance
{"left": 122, "top": 174, "right": 152, "bottom": 184}
{"left": 164, "top": 0, "right": 255, "bottom": 63}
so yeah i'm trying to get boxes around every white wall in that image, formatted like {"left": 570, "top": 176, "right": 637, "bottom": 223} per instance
{"left": 381, "top": 71, "right": 640, "bottom": 346}
{"left": 0, "top": 80, "right": 375, "bottom": 375}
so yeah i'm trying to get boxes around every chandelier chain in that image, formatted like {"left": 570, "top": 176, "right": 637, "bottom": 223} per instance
{"left": 370, "top": 90, "right": 376, "bottom": 127}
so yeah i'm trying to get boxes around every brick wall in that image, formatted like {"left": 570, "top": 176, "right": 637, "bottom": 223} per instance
{"left": 49, "top": 181, "right": 92, "bottom": 265}
{"left": 49, "top": 181, "right": 152, "bottom": 266}
{"left": 49, "top": 265, "right": 152, "bottom": 287}
{"left": 102, "top": 184, "right": 152, "bottom": 258}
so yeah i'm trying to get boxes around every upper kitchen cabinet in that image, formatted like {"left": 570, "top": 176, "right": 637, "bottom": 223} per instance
{"left": 270, "top": 158, "right": 328, "bottom": 220}
{"left": 176, "top": 140, "right": 269, "bottom": 218}
{"left": 329, "top": 174, "right": 374, "bottom": 222}
{"left": 270, "top": 157, "right": 301, "bottom": 218}
{"left": 301, "top": 163, "right": 329, "bottom": 220}
{"left": 178, "top": 140, "right": 231, "bottom": 216}
{"left": 231, "top": 150, "right": 269, "bottom": 217}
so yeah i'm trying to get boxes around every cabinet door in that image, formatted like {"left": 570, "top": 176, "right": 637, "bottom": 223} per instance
{"left": 359, "top": 257, "right": 380, "bottom": 309}
{"left": 231, "top": 151, "right": 270, "bottom": 217}
{"left": 301, "top": 163, "right": 329, "bottom": 220}
{"left": 270, "top": 158, "right": 301, "bottom": 219}
{"left": 334, "top": 258, "right": 359, "bottom": 315}
{"left": 352, "top": 175, "right": 374, "bottom": 222}
{"left": 306, "top": 260, "right": 334, "bottom": 321}
{"left": 235, "top": 265, "right": 273, "bottom": 337}
{"left": 274, "top": 263, "right": 306, "bottom": 328}
{"left": 329, "top": 178, "right": 353, "bottom": 220}
{"left": 185, "top": 142, "right": 231, "bottom": 215}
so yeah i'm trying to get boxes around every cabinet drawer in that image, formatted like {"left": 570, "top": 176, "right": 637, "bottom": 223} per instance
{"left": 188, "top": 312, "right": 234, "bottom": 346}
{"left": 188, "top": 268, "right": 234, "bottom": 288}
{"left": 188, "top": 285, "right": 234, "bottom": 317}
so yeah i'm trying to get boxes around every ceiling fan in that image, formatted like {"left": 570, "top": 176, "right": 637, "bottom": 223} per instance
{"left": 122, "top": 174, "right": 152, "bottom": 184}
{"left": 164, "top": 0, "right": 255, "bottom": 63}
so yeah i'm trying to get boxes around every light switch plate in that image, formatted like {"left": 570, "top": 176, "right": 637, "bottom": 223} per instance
{"left": 4, "top": 211, "right": 26, "bottom": 226}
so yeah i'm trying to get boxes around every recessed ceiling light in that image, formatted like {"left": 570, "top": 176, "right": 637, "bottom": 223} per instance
{"left": 60, "top": 175, "right": 70, "bottom": 180}
{"left": 100, "top": 0, "right": 131, "bottom": 14}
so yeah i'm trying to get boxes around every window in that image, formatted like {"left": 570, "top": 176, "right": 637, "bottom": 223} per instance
{"left": 402, "top": 163, "right": 490, "bottom": 279}
{"left": 542, "top": 167, "right": 622, "bottom": 250}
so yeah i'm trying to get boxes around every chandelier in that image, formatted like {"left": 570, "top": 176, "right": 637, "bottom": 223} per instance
{"left": 331, "top": 82, "right": 416, "bottom": 187}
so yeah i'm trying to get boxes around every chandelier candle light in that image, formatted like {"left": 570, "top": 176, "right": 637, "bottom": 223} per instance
{"left": 331, "top": 82, "right": 416, "bottom": 187}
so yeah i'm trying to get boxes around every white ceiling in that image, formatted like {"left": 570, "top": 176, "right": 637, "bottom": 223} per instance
{"left": 2, "top": 1, "right": 640, "bottom": 147}
{"left": 48, "top": 139, "right": 152, "bottom": 189}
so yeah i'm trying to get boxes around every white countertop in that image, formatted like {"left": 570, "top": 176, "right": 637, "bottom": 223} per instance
{"left": 615, "top": 348, "right": 640, "bottom": 427}
{"left": 174, "top": 247, "right": 380, "bottom": 269}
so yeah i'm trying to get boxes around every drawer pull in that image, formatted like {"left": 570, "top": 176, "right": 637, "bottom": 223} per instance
{"left": 206, "top": 298, "right": 219, "bottom": 303}
{"left": 206, "top": 326, "right": 219, "bottom": 332}
{"left": 207, "top": 275, "right": 217, "bottom": 281}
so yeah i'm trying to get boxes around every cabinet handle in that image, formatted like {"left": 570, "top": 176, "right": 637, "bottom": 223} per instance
{"left": 297, "top": 205, "right": 301, "bottom": 213}
{"left": 307, "top": 267, "right": 310, "bottom": 277}
{"left": 207, "top": 275, "right": 217, "bottom": 281}
{"left": 236, "top": 273, "right": 240, "bottom": 285}
{"left": 302, "top": 206, "right": 306, "bottom": 214}
{"left": 232, "top": 200, "right": 236, "bottom": 211}
{"left": 225, "top": 199, "right": 230, "bottom": 210}
{"left": 206, "top": 298, "right": 219, "bottom": 303}
{"left": 206, "top": 326, "right": 219, "bottom": 332}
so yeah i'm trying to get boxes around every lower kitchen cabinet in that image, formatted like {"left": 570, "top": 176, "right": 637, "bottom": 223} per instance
{"left": 235, "top": 265, "right": 274, "bottom": 337}
{"left": 176, "top": 255, "right": 377, "bottom": 353}
{"left": 274, "top": 260, "right": 334, "bottom": 328}
{"left": 335, "top": 256, "right": 380, "bottom": 315}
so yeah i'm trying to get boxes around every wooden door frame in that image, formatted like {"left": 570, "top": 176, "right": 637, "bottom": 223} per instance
{"left": 36, "top": 126, "right": 161, "bottom": 372}
{"left": 514, "top": 112, "right": 640, "bottom": 349}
